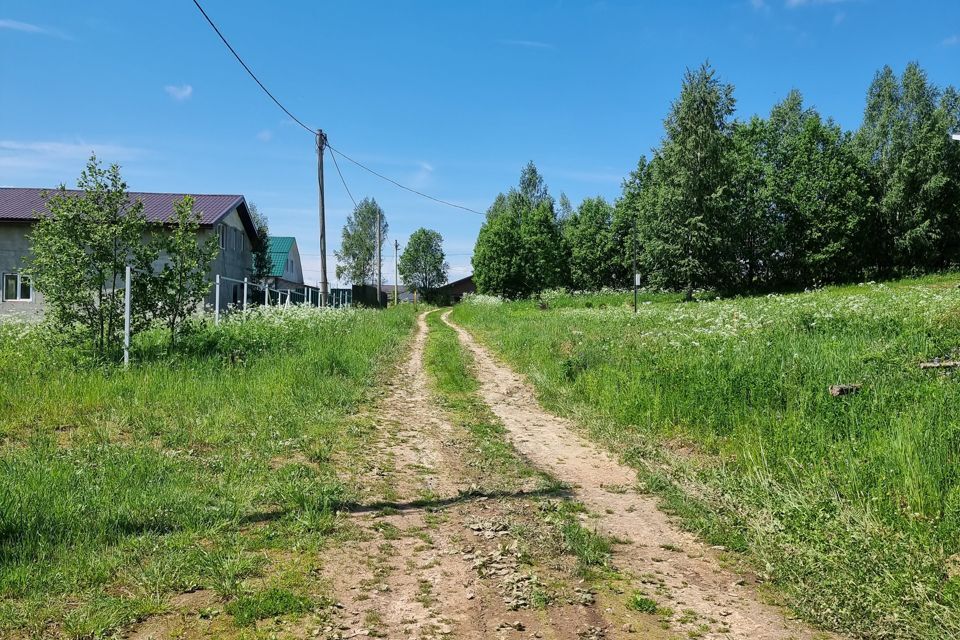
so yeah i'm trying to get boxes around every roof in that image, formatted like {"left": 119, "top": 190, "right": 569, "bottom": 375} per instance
{"left": 0, "top": 187, "right": 256, "bottom": 239}
{"left": 267, "top": 236, "right": 296, "bottom": 277}
{"left": 444, "top": 274, "right": 475, "bottom": 289}
{"left": 379, "top": 284, "right": 410, "bottom": 293}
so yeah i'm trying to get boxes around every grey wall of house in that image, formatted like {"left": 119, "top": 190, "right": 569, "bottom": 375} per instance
{"left": 203, "top": 208, "right": 253, "bottom": 308}
{"left": 0, "top": 222, "right": 44, "bottom": 319}
{"left": 0, "top": 207, "right": 254, "bottom": 317}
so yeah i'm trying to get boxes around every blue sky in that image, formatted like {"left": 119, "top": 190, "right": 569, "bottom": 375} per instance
{"left": 1, "top": 1, "right": 957, "bottom": 285}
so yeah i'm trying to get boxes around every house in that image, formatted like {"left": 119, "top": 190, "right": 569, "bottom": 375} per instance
{"left": 443, "top": 274, "right": 476, "bottom": 303}
{"left": 0, "top": 187, "right": 259, "bottom": 315}
{"left": 379, "top": 283, "right": 415, "bottom": 303}
{"left": 265, "top": 236, "right": 305, "bottom": 290}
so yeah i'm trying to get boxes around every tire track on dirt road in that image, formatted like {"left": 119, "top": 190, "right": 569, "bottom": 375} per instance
{"left": 442, "top": 310, "right": 836, "bottom": 640}
{"left": 320, "top": 311, "right": 644, "bottom": 640}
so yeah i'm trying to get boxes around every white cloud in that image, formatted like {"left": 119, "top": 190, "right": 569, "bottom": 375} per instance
{"left": 410, "top": 161, "right": 435, "bottom": 189}
{"left": 501, "top": 39, "right": 555, "bottom": 50}
{"left": 943, "top": 35, "right": 960, "bottom": 47}
{"left": 256, "top": 129, "right": 273, "bottom": 142}
{"left": 0, "top": 18, "right": 66, "bottom": 38}
{"left": 164, "top": 84, "right": 193, "bottom": 101}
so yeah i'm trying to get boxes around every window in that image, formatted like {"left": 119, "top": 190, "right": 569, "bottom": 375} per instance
{"left": 218, "top": 224, "right": 226, "bottom": 250}
{"left": 2, "top": 273, "right": 32, "bottom": 302}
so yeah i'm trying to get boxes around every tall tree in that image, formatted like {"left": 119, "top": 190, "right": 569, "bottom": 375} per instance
{"left": 764, "top": 92, "right": 873, "bottom": 286}
{"left": 248, "top": 202, "right": 272, "bottom": 283}
{"left": 27, "top": 155, "right": 157, "bottom": 360}
{"left": 564, "top": 196, "right": 617, "bottom": 291}
{"left": 855, "top": 63, "right": 960, "bottom": 274}
{"left": 153, "top": 196, "right": 219, "bottom": 345}
{"left": 729, "top": 116, "right": 776, "bottom": 290}
{"left": 335, "top": 198, "right": 388, "bottom": 285}
{"left": 398, "top": 228, "right": 448, "bottom": 299}
{"left": 472, "top": 164, "right": 567, "bottom": 297}
{"left": 639, "top": 62, "right": 737, "bottom": 299}
{"left": 473, "top": 194, "right": 526, "bottom": 298}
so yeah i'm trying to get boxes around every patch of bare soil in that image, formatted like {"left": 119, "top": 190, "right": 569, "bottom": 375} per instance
{"left": 442, "top": 311, "right": 836, "bottom": 640}
{"left": 125, "top": 590, "right": 219, "bottom": 640}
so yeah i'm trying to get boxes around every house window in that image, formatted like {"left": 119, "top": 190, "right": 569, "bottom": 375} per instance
{"left": 218, "top": 225, "right": 226, "bottom": 250}
{"left": 2, "top": 273, "right": 32, "bottom": 302}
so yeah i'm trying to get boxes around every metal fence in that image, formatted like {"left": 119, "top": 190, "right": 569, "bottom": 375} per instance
{"left": 122, "top": 268, "right": 352, "bottom": 367}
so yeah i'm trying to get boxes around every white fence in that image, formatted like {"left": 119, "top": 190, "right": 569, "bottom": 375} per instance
{"left": 122, "top": 268, "right": 348, "bottom": 367}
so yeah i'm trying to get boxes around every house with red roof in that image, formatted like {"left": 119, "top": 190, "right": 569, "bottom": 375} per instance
{"left": 0, "top": 187, "right": 260, "bottom": 316}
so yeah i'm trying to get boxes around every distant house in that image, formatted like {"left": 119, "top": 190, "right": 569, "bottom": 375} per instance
{"left": 379, "top": 283, "right": 415, "bottom": 303}
{"left": 265, "top": 236, "right": 305, "bottom": 290}
{"left": 443, "top": 275, "right": 476, "bottom": 303}
{"left": 0, "top": 187, "right": 259, "bottom": 315}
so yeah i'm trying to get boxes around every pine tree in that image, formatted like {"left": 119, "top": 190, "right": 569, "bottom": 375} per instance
{"left": 639, "top": 63, "right": 736, "bottom": 299}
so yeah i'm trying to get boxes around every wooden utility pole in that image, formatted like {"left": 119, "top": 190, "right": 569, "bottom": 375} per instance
{"left": 316, "top": 130, "right": 329, "bottom": 306}
{"left": 376, "top": 206, "right": 382, "bottom": 308}
{"left": 632, "top": 215, "right": 638, "bottom": 313}
{"left": 394, "top": 239, "right": 399, "bottom": 306}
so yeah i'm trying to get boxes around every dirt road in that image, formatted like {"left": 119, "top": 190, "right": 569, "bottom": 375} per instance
{"left": 441, "top": 310, "right": 832, "bottom": 640}
{"left": 316, "top": 310, "right": 656, "bottom": 639}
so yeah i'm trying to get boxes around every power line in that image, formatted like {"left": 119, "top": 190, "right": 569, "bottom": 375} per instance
{"left": 327, "top": 147, "right": 357, "bottom": 208}
{"left": 327, "top": 144, "right": 484, "bottom": 216}
{"left": 192, "top": 0, "right": 486, "bottom": 217}
{"left": 191, "top": 0, "right": 315, "bottom": 134}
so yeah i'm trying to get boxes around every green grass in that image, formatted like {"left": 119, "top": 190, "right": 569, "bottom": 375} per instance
{"left": 0, "top": 305, "right": 416, "bottom": 637}
{"left": 452, "top": 275, "right": 960, "bottom": 639}
{"left": 225, "top": 586, "right": 314, "bottom": 627}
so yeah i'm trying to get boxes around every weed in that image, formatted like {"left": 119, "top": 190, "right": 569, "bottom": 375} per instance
{"left": 226, "top": 586, "right": 312, "bottom": 626}
{"left": 628, "top": 592, "right": 659, "bottom": 614}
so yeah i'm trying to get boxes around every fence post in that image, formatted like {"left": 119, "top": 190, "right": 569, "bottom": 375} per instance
{"left": 243, "top": 277, "right": 248, "bottom": 311}
{"left": 215, "top": 274, "right": 221, "bottom": 324}
{"left": 123, "top": 265, "right": 131, "bottom": 368}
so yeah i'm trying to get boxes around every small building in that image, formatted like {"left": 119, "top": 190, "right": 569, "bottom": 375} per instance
{"left": 265, "top": 236, "right": 305, "bottom": 290}
{"left": 379, "top": 283, "right": 415, "bottom": 303}
{"left": 0, "top": 187, "right": 259, "bottom": 315}
{"left": 443, "top": 275, "right": 476, "bottom": 303}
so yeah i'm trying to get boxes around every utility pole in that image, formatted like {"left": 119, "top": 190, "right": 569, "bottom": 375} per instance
{"left": 394, "top": 239, "right": 399, "bottom": 306}
{"left": 316, "top": 129, "right": 329, "bottom": 306}
{"left": 632, "top": 215, "right": 638, "bottom": 313}
{"left": 376, "top": 206, "right": 382, "bottom": 308}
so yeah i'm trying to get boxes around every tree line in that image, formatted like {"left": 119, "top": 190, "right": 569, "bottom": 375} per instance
{"left": 473, "top": 62, "right": 960, "bottom": 299}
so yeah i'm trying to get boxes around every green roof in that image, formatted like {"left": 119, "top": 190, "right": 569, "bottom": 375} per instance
{"left": 267, "top": 236, "right": 295, "bottom": 277}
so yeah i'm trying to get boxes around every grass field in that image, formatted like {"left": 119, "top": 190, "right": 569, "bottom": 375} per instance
{"left": 451, "top": 276, "right": 960, "bottom": 639}
{"left": 0, "top": 305, "right": 416, "bottom": 638}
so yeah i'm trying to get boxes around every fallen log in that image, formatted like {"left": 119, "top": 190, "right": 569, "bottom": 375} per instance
{"left": 920, "top": 360, "right": 960, "bottom": 369}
